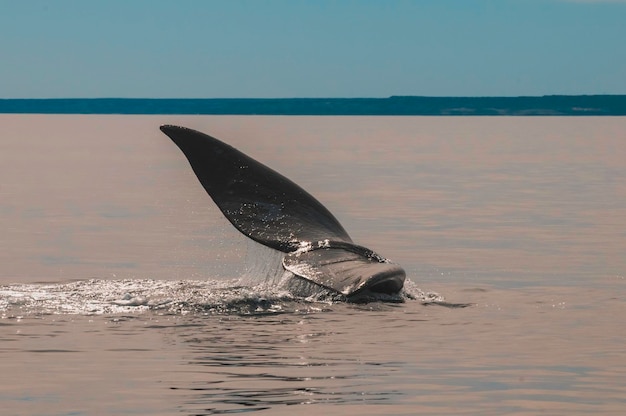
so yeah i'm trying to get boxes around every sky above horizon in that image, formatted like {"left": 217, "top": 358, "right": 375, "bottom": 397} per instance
{"left": 1, "top": 0, "right": 625, "bottom": 98}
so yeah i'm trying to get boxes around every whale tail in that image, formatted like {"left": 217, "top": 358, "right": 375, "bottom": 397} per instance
{"left": 160, "top": 125, "right": 405, "bottom": 298}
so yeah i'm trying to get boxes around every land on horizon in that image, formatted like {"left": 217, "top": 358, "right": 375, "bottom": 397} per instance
{"left": 1, "top": 95, "right": 625, "bottom": 116}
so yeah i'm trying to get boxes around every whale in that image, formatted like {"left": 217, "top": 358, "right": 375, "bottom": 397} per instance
{"left": 160, "top": 125, "right": 405, "bottom": 300}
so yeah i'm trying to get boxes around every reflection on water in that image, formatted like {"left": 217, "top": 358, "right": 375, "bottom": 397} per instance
{"left": 1, "top": 115, "right": 625, "bottom": 415}
{"left": 172, "top": 310, "right": 408, "bottom": 413}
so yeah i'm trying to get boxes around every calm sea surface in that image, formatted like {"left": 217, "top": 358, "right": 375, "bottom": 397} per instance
{"left": 1, "top": 115, "right": 625, "bottom": 415}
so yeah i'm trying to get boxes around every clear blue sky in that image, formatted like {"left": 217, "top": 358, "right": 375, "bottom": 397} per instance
{"left": 1, "top": 0, "right": 625, "bottom": 98}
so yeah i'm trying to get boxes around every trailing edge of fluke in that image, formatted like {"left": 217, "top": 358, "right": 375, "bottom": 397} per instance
{"left": 159, "top": 125, "right": 405, "bottom": 299}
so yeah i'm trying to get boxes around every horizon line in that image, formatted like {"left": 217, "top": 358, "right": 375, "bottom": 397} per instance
{"left": 2, "top": 94, "right": 625, "bottom": 100}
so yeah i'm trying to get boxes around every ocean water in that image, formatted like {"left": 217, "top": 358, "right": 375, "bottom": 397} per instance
{"left": 1, "top": 115, "right": 625, "bottom": 415}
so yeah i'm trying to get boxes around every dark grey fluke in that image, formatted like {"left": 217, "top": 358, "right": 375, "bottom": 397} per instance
{"left": 160, "top": 125, "right": 405, "bottom": 299}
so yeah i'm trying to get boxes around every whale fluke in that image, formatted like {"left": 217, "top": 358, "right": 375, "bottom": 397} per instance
{"left": 160, "top": 125, "right": 405, "bottom": 299}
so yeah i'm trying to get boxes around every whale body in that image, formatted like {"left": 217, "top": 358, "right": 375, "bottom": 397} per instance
{"left": 160, "top": 125, "right": 405, "bottom": 299}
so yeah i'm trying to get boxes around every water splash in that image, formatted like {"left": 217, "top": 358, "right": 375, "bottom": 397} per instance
{"left": 0, "top": 275, "right": 445, "bottom": 317}
{"left": 237, "top": 239, "right": 287, "bottom": 287}
{"left": 0, "top": 241, "right": 446, "bottom": 316}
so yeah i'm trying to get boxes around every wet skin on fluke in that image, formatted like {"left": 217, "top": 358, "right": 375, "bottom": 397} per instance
{"left": 160, "top": 125, "right": 405, "bottom": 300}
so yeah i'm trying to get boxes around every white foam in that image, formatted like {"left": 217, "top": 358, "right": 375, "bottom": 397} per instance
{"left": 0, "top": 238, "right": 443, "bottom": 316}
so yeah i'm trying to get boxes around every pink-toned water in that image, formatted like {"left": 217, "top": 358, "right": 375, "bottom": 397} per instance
{"left": 1, "top": 115, "right": 625, "bottom": 415}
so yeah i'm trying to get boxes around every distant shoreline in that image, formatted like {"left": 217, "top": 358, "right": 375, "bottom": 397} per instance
{"left": 1, "top": 95, "right": 625, "bottom": 115}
